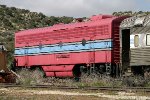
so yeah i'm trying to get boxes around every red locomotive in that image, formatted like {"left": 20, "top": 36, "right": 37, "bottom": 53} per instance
{"left": 14, "top": 15, "right": 127, "bottom": 78}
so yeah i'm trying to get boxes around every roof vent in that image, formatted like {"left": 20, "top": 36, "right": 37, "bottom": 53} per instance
{"left": 134, "top": 17, "right": 145, "bottom": 27}
{"left": 53, "top": 23, "right": 64, "bottom": 26}
{"left": 90, "top": 15, "right": 114, "bottom": 21}
{"left": 72, "top": 18, "right": 85, "bottom": 23}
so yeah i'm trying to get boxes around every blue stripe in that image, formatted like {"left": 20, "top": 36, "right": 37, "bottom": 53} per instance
{"left": 15, "top": 40, "right": 112, "bottom": 56}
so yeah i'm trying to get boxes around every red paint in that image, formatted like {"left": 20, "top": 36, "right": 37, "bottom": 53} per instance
{"left": 15, "top": 15, "right": 128, "bottom": 77}
{"left": 15, "top": 15, "right": 115, "bottom": 48}
{"left": 45, "top": 72, "right": 55, "bottom": 77}
{"left": 55, "top": 72, "right": 73, "bottom": 77}
{"left": 42, "top": 65, "right": 74, "bottom": 72}
{"left": 46, "top": 71, "right": 73, "bottom": 77}
{"left": 15, "top": 50, "right": 112, "bottom": 66}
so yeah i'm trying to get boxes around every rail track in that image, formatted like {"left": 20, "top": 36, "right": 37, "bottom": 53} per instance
{"left": 0, "top": 83, "right": 150, "bottom": 92}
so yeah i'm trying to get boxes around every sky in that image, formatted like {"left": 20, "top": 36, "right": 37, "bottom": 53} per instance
{"left": 0, "top": 0, "right": 150, "bottom": 17}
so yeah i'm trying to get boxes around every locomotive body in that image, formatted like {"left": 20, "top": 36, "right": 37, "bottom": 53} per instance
{"left": 15, "top": 15, "right": 127, "bottom": 77}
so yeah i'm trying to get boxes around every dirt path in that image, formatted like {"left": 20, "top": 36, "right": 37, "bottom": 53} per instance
{"left": 0, "top": 88, "right": 150, "bottom": 100}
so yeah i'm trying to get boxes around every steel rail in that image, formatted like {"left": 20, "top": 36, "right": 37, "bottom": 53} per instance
{"left": 0, "top": 84, "right": 150, "bottom": 92}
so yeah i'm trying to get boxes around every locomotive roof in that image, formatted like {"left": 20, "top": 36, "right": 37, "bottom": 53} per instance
{"left": 16, "top": 15, "right": 125, "bottom": 36}
{"left": 120, "top": 14, "right": 150, "bottom": 28}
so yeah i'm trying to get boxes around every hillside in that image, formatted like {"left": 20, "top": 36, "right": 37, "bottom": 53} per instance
{"left": 0, "top": 5, "right": 74, "bottom": 65}
{"left": 112, "top": 11, "right": 150, "bottom": 16}
{"left": 0, "top": 5, "right": 74, "bottom": 32}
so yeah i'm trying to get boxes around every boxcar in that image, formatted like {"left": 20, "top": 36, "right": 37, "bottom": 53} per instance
{"left": 15, "top": 15, "right": 127, "bottom": 77}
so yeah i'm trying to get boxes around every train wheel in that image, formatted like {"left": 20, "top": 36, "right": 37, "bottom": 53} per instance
{"left": 99, "top": 65, "right": 105, "bottom": 74}
{"left": 73, "top": 65, "right": 82, "bottom": 81}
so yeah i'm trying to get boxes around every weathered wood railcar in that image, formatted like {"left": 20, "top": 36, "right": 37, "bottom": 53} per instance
{"left": 0, "top": 44, "right": 16, "bottom": 83}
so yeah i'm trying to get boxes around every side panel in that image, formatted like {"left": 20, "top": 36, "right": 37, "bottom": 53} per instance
{"left": 130, "top": 48, "right": 150, "bottom": 66}
{"left": 15, "top": 25, "right": 111, "bottom": 48}
{"left": 42, "top": 65, "right": 74, "bottom": 72}
{"left": 130, "top": 33, "right": 150, "bottom": 66}
{"left": 55, "top": 72, "right": 73, "bottom": 77}
{"left": 15, "top": 39, "right": 112, "bottom": 66}
{"left": 15, "top": 50, "right": 112, "bottom": 66}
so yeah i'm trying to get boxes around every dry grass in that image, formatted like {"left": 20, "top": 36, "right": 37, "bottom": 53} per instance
{"left": 76, "top": 73, "right": 122, "bottom": 87}
{"left": 16, "top": 69, "right": 150, "bottom": 87}
{"left": 16, "top": 68, "right": 44, "bottom": 85}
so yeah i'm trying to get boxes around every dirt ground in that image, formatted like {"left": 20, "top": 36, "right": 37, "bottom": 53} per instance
{"left": 0, "top": 87, "right": 150, "bottom": 100}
